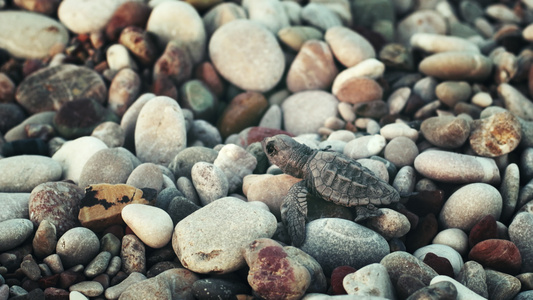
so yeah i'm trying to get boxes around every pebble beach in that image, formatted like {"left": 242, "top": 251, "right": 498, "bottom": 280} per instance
{"left": 1, "top": 0, "right": 533, "bottom": 299}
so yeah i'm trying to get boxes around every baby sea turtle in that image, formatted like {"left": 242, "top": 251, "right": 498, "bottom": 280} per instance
{"left": 262, "top": 134, "right": 400, "bottom": 246}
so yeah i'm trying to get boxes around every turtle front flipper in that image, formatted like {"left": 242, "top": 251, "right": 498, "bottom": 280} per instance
{"left": 281, "top": 180, "right": 308, "bottom": 247}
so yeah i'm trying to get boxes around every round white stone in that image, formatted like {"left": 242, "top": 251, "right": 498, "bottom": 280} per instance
{"left": 122, "top": 204, "right": 173, "bottom": 248}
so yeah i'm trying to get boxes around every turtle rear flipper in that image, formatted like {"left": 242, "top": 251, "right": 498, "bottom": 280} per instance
{"left": 281, "top": 181, "right": 308, "bottom": 247}
{"left": 354, "top": 204, "right": 383, "bottom": 222}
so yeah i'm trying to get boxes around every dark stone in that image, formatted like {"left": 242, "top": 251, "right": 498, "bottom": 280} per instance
{"left": 405, "top": 190, "right": 445, "bottom": 217}
{"left": 146, "top": 261, "right": 181, "bottom": 278}
{"left": 396, "top": 274, "right": 426, "bottom": 300}
{"left": 168, "top": 146, "right": 218, "bottom": 179}
{"left": 167, "top": 196, "right": 201, "bottom": 225}
{"left": 0, "top": 103, "right": 25, "bottom": 134}
{"left": 155, "top": 187, "right": 183, "bottom": 211}
{"left": 53, "top": 98, "right": 119, "bottom": 139}
{"left": 106, "top": 2, "right": 151, "bottom": 41}
{"left": 58, "top": 270, "right": 85, "bottom": 290}
{"left": 43, "top": 287, "right": 69, "bottom": 300}
{"left": 119, "top": 26, "right": 159, "bottom": 66}
{"left": 406, "top": 281, "right": 457, "bottom": 300}
{"left": 422, "top": 253, "right": 454, "bottom": 278}
{"left": 192, "top": 278, "right": 251, "bottom": 300}
{"left": 1, "top": 138, "right": 48, "bottom": 157}
{"left": 179, "top": 79, "right": 218, "bottom": 122}
{"left": 485, "top": 269, "right": 521, "bottom": 300}
{"left": 456, "top": 260, "right": 488, "bottom": 298}
{"left": 405, "top": 213, "right": 439, "bottom": 252}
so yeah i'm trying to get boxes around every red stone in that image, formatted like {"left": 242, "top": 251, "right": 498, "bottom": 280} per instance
{"left": 105, "top": 1, "right": 151, "bottom": 41}
{"left": 468, "top": 239, "right": 522, "bottom": 275}
{"left": 469, "top": 215, "right": 498, "bottom": 248}
{"left": 44, "top": 287, "right": 69, "bottom": 300}
{"left": 423, "top": 252, "right": 454, "bottom": 278}
{"left": 217, "top": 92, "right": 269, "bottom": 139}
{"left": 39, "top": 274, "right": 60, "bottom": 289}
{"left": 330, "top": 266, "right": 357, "bottom": 295}
{"left": 151, "top": 75, "right": 178, "bottom": 99}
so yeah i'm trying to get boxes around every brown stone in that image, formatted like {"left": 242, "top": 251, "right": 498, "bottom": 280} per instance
{"left": 423, "top": 252, "right": 454, "bottom": 278}
{"left": 153, "top": 40, "right": 193, "bottom": 87}
{"left": 335, "top": 77, "right": 383, "bottom": 104}
{"left": 330, "top": 266, "right": 357, "bottom": 295}
{"left": 106, "top": 2, "right": 151, "bottom": 41}
{"left": 151, "top": 76, "right": 178, "bottom": 100}
{"left": 420, "top": 115, "right": 471, "bottom": 149}
{"left": 469, "top": 239, "right": 522, "bottom": 275}
{"left": 405, "top": 213, "right": 438, "bottom": 252}
{"left": 286, "top": 40, "right": 338, "bottom": 93}
{"left": 118, "top": 26, "right": 159, "bottom": 66}
{"left": 194, "top": 62, "right": 225, "bottom": 97}
{"left": 469, "top": 111, "right": 521, "bottom": 158}
{"left": 108, "top": 68, "right": 141, "bottom": 117}
{"left": 78, "top": 184, "right": 155, "bottom": 232}
{"left": 418, "top": 52, "right": 493, "bottom": 81}
{"left": 0, "top": 73, "right": 15, "bottom": 103}
{"left": 14, "top": 0, "right": 61, "bottom": 15}
{"left": 217, "top": 91, "right": 269, "bottom": 139}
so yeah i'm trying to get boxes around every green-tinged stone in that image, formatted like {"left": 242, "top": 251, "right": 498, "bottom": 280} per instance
{"left": 179, "top": 80, "right": 218, "bottom": 122}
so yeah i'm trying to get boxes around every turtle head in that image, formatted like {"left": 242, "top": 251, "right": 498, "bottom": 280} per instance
{"left": 262, "top": 134, "right": 312, "bottom": 178}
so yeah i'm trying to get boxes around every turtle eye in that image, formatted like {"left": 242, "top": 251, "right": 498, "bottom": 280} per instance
{"left": 266, "top": 142, "right": 276, "bottom": 155}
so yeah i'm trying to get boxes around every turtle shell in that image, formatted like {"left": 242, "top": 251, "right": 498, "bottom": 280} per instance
{"left": 304, "top": 150, "right": 399, "bottom": 207}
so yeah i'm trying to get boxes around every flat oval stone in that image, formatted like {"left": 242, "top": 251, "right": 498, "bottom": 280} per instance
{"left": 173, "top": 197, "right": 277, "bottom": 274}
{"left": 147, "top": 0, "right": 205, "bottom": 64}
{"left": 57, "top": 227, "right": 100, "bottom": 268}
{"left": 498, "top": 83, "right": 533, "bottom": 121}
{"left": 282, "top": 90, "right": 338, "bottom": 136}
{"left": 135, "top": 96, "right": 187, "bottom": 165}
{"left": 469, "top": 111, "right": 521, "bottom": 157}
{"left": 433, "top": 228, "right": 469, "bottom": 256}
{"left": 410, "top": 33, "right": 480, "bottom": 53}
{"left": 16, "top": 64, "right": 107, "bottom": 114}
{"left": 439, "top": 183, "right": 502, "bottom": 231}
{"left": 301, "top": 218, "right": 389, "bottom": 275}
{"left": 0, "top": 219, "right": 33, "bottom": 252}
{"left": 0, "top": 155, "right": 62, "bottom": 192}
{"left": 332, "top": 59, "right": 385, "bottom": 95}
{"left": 286, "top": 40, "right": 338, "bottom": 93}
{"left": 106, "top": 2, "right": 151, "bottom": 41}
{"left": 418, "top": 52, "right": 493, "bottom": 81}
{"left": 367, "top": 208, "right": 411, "bottom": 239}
{"left": 435, "top": 81, "right": 472, "bottom": 108}
{"left": 334, "top": 77, "right": 383, "bottom": 105}
{"left": 343, "top": 134, "right": 386, "bottom": 160}
{"left": 383, "top": 136, "right": 418, "bottom": 167}
{"left": 0, "top": 193, "right": 30, "bottom": 222}
{"left": 108, "top": 68, "right": 141, "bottom": 117}
{"left": 325, "top": 26, "right": 376, "bottom": 68}
{"left": 29, "top": 181, "right": 85, "bottom": 236}
{"left": 122, "top": 204, "right": 173, "bottom": 248}
{"left": 217, "top": 91, "right": 268, "bottom": 139}
{"left": 414, "top": 150, "right": 500, "bottom": 184}
{"left": 0, "top": 11, "right": 68, "bottom": 59}
{"left": 209, "top": 19, "right": 284, "bottom": 92}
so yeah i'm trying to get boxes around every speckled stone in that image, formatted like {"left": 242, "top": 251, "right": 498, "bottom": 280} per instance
{"left": 29, "top": 181, "right": 84, "bottom": 236}
{"left": 439, "top": 183, "right": 502, "bottom": 231}
{"left": 191, "top": 162, "right": 228, "bottom": 206}
{"left": 121, "top": 234, "right": 146, "bottom": 275}
{"left": 301, "top": 218, "right": 389, "bottom": 276}
{"left": 173, "top": 197, "right": 277, "bottom": 274}
{"left": 367, "top": 208, "right": 411, "bottom": 240}
{"left": 420, "top": 115, "right": 471, "bottom": 149}
{"left": 56, "top": 227, "right": 100, "bottom": 268}
{"left": 381, "top": 251, "right": 438, "bottom": 285}
{"left": 0, "top": 219, "right": 33, "bottom": 252}
{"left": 469, "top": 111, "right": 522, "bottom": 157}
{"left": 383, "top": 136, "right": 418, "bottom": 167}
{"left": 78, "top": 148, "right": 137, "bottom": 188}
{"left": 0, "top": 193, "right": 29, "bottom": 223}
{"left": 509, "top": 212, "right": 533, "bottom": 273}
{"left": 485, "top": 269, "right": 521, "bottom": 300}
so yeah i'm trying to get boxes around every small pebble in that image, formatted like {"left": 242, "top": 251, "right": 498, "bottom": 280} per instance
{"left": 121, "top": 234, "right": 146, "bottom": 275}
{"left": 325, "top": 26, "right": 375, "bottom": 68}
{"left": 84, "top": 251, "right": 112, "bottom": 278}
{"left": 126, "top": 163, "right": 164, "bottom": 193}
{"left": 383, "top": 136, "right": 418, "bottom": 167}
{"left": 381, "top": 251, "right": 438, "bottom": 285}
{"left": 69, "top": 281, "right": 104, "bottom": 298}
{"left": 213, "top": 144, "right": 257, "bottom": 194}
